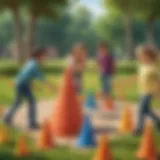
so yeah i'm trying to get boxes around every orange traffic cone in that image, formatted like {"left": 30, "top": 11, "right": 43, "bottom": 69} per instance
{"left": 16, "top": 135, "right": 30, "bottom": 157}
{"left": 136, "top": 121, "right": 157, "bottom": 160}
{"left": 38, "top": 120, "right": 54, "bottom": 149}
{"left": 0, "top": 125, "right": 9, "bottom": 144}
{"left": 94, "top": 135, "right": 112, "bottom": 160}
{"left": 118, "top": 105, "right": 134, "bottom": 134}
{"left": 51, "top": 69, "right": 83, "bottom": 137}
{"left": 104, "top": 97, "right": 114, "bottom": 111}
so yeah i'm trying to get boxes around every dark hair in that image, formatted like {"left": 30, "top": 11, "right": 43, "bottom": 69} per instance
{"left": 98, "top": 41, "right": 109, "bottom": 49}
{"left": 31, "top": 48, "right": 46, "bottom": 58}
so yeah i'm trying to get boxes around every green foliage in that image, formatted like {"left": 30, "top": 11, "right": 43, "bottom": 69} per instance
{"left": 136, "top": 0, "right": 160, "bottom": 21}
{"left": 0, "top": 59, "right": 137, "bottom": 77}
{"left": 35, "top": 6, "right": 99, "bottom": 56}
{"left": 25, "top": 0, "right": 68, "bottom": 19}
{"left": 94, "top": 13, "right": 125, "bottom": 55}
{"left": 105, "top": 0, "right": 137, "bottom": 14}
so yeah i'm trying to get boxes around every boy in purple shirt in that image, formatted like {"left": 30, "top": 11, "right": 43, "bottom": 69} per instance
{"left": 97, "top": 42, "right": 115, "bottom": 99}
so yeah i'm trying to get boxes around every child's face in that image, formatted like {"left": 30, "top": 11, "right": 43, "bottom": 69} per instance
{"left": 38, "top": 54, "right": 46, "bottom": 64}
{"left": 75, "top": 48, "right": 87, "bottom": 59}
{"left": 99, "top": 46, "right": 108, "bottom": 54}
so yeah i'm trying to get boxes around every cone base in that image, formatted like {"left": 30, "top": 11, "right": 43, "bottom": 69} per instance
{"left": 39, "top": 144, "right": 54, "bottom": 150}
{"left": 136, "top": 151, "right": 157, "bottom": 160}
{"left": 105, "top": 106, "right": 115, "bottom": 111}
{"left": 17, "top": 151, "right": 29, "bottom": 157}
{"left": 118, "top": 125, "right": 133, "bottom": 134}
{"left": 54, "top": 132, "right": 80, "bottom": 138}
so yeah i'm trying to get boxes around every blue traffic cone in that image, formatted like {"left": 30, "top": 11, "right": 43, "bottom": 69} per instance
{"left": 77, "top": 116, "right": 96, "bottom": 148}
{"left": 85, "top": 92, "right": 96, "bottom": 109}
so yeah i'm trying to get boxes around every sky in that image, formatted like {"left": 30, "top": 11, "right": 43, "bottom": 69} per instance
{"left": 74, "top": 0, "right": 105, "bottom": 17}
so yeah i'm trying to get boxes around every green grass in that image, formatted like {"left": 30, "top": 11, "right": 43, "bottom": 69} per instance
{"left": 0, "top": 72, "right": 138, "bottom": 106}
{"left": 1, "top": 125, "right": 160, "bottom": 160}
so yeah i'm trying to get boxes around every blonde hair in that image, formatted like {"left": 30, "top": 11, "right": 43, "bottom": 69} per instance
{"left": 136, "top": 45, "right": 159, "bottom": 62}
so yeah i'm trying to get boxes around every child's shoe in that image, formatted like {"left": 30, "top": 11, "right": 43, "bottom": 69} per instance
{"left": 132, "top": 130, "right": 142, "bottom": 136}
{"left": 29, "top": 123, "right": 41, "bottom": 130}
{"left": 3, "top": 117, "right": 13, "bottom": 127}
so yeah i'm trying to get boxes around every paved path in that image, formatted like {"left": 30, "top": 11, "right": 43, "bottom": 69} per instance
{"left": 3, "top": 99, "right": 159, "bottom": 146}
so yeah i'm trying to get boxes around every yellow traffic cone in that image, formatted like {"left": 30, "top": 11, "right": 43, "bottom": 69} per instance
{"left": 118, "top": 105, "right": 134, "bottom": 134}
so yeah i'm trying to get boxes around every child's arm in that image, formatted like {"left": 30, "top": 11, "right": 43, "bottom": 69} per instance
{"left": 34, "top": 65, "right": 56, "bottom": 92}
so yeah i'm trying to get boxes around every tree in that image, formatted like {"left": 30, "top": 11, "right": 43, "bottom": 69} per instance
{"left": 0, "top": 0, "right": 25, "bottom": 63}
{"left": 105, "top": 0, "right": 137, "bottom": 58}
{"left": 66, "top": 6, "right": 99, "bottom": 56}
{"left": 34, "top": 6, "right": 99, "bottom": 57}
{"left": 25, "top": 0, "right": 68, "bottom": 57}
{"left": 136, "top": 0, "right": 160, "bottom": 45}
{"left": 94, "top": 12, "right": 125, "bottom": 56}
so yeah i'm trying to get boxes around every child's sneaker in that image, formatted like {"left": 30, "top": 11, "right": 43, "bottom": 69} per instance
{"left": 29, "top": 123, "right": 41, "bottom": 130}
{"left": 132, "top": 130, "right": 142, "bottom": 136}
{"left": 3, "top": 117, "right": 13, "bottom": 127}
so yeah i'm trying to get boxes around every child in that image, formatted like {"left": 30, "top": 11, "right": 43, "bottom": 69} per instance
{"left": 4, "top": 48, "right": 54, "bottom": 129}
{"left": 68, "top": 43, "right": 87, "bottom": 95}
{"left": 97, "top": 42, "right": 115, "bottom": 100}
{"left": 134, "top": 45, "right": 160, "bottom": 135}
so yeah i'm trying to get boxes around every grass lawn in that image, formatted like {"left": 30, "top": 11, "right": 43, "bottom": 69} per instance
{"left": 1, "top": 71, "right": 159, "bottom": 108}
{"left": 0, "top": 71, "right": 138, "bottom": 106}
{"left": 1, "top": 125, "right": 160, "bottom": 160}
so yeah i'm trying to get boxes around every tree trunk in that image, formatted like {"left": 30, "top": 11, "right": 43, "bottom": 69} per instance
{"left": 26, "top": 14, "right": 36, "bottom": 58}
{"left": 12, "top": 9, "right": 24, "bottom": 63}
{"left": 146, "top": 19, "right": 154, "bottom": 45}
{"left": 125, "top": 13, "right": 133, "bottom": 59}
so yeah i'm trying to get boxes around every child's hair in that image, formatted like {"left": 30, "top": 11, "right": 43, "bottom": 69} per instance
{"left": 72, "top": 42, "right": 87, "bottom": 55}
{"left": 98, "top": 41, "right": 109, "bottom": 49}
{"left": 136, "top": 45, "right": 159, "bottom": 62}
{"left": 31, "top": 48, "right": 46, "bottom": 58}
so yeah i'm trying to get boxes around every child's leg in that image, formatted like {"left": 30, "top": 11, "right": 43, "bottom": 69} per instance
{"left": 136, "top": 95, "right": 151, "bottom": 132}
{"left": 101, "top": 74, "right": 111, "bottom": 98}
{"left": 23, "top": 87, "right": 37, "bottom": 127}
{"left": 148, "top": 108, "right": 160, "bottom": 126}
{"left": 4, "top": 88, "right": 23, "bottom": 124}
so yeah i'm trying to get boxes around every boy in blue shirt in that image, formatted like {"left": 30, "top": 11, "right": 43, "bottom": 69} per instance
{"left": 4, "top": 48, "right": 53, "bottom": 129}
